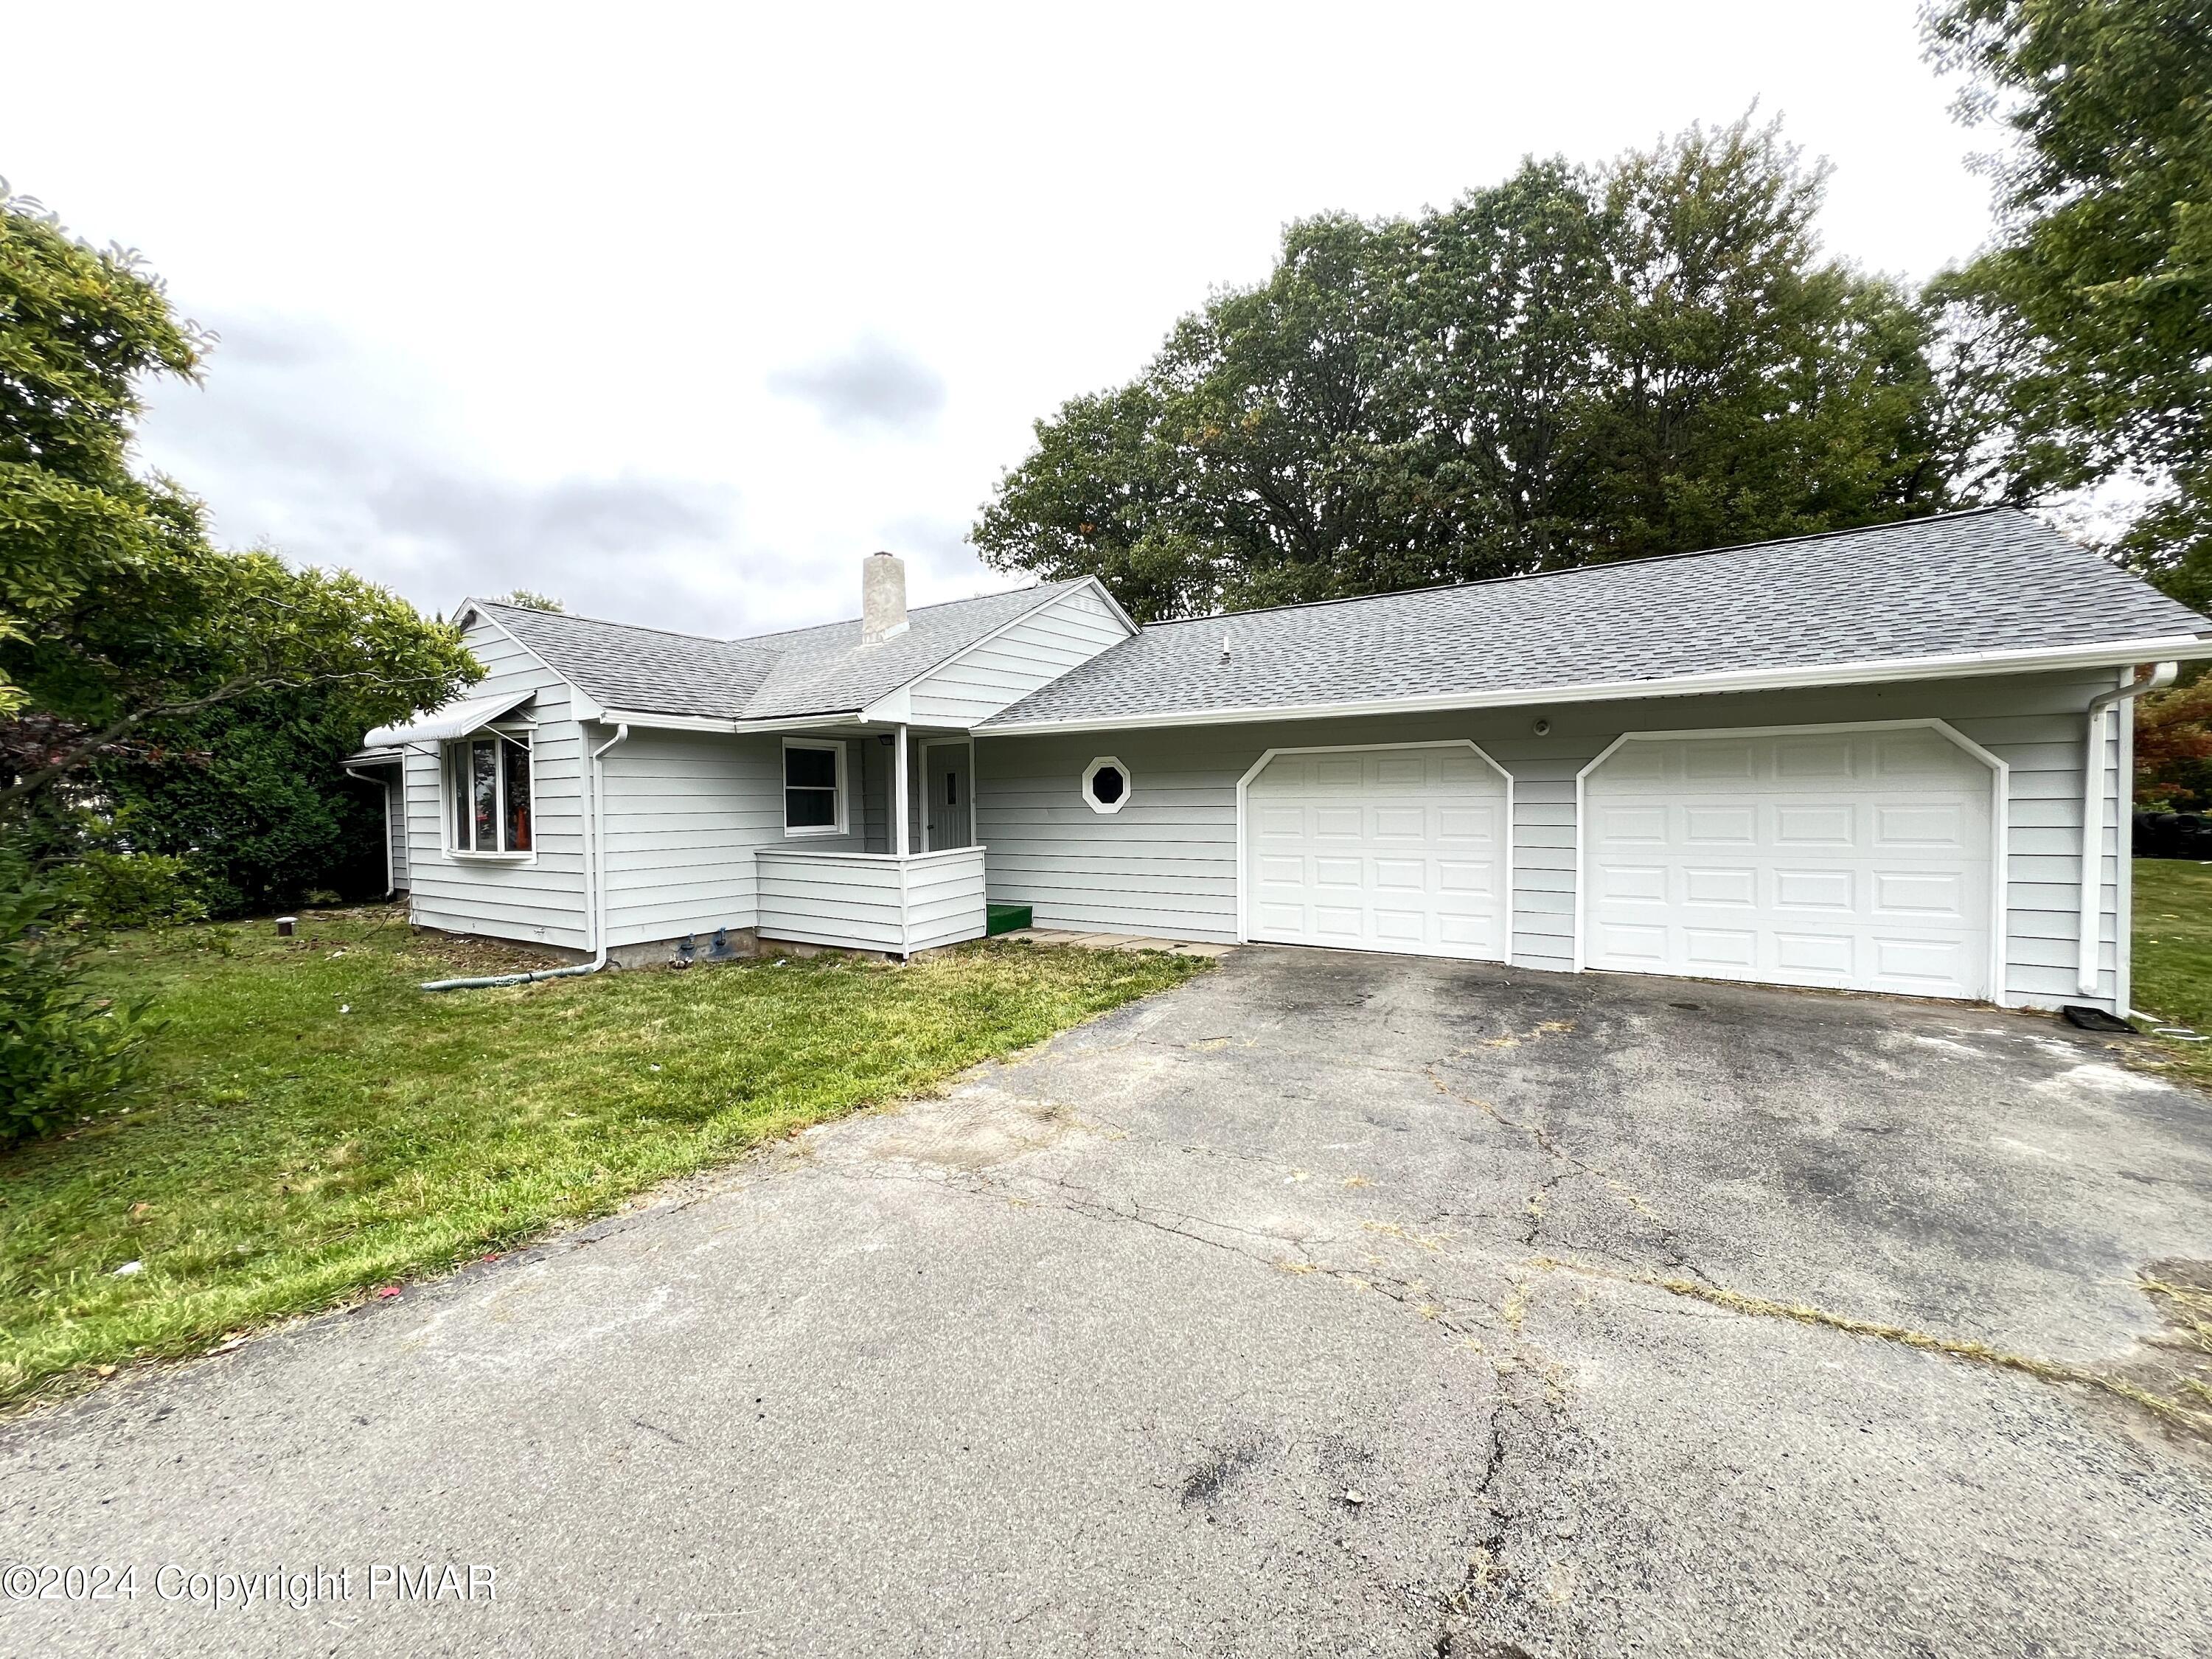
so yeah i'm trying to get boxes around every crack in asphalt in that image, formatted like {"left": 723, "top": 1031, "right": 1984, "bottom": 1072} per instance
{"left": 1425, "top": 1061, "right": 1719, "bottom": 1290}
{"left": 756, "top": 1015, "right": 1800, "bottom": 1655}
{"left": 1529, "top": 1254, "right": 2212, "bottom": 1443}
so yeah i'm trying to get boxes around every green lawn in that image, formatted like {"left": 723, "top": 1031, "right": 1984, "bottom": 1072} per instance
{"left": 0, "top": 912, "right": 1208, "bottom": 1409}
{"left": 2132, "top": 858, "right": 2212, "bottom": 1087}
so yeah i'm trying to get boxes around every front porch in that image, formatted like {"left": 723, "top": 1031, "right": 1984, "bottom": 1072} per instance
{"left": 755, "top": 844, "right": 989, "bottom": 959}
{"left": 745, "top": 717, "right": 987, "bottom": 959}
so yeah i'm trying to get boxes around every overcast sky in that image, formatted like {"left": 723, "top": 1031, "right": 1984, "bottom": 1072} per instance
{"left": 4, "top": 1, "right": 1996, "bottom": 639}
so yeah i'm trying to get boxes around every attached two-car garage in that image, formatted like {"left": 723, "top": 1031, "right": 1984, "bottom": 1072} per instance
{"left": 1237, "top": 725, "right": 2002, "bottom": 1002}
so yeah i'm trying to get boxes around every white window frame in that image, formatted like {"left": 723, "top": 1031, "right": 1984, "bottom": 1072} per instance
{"left": 782, "top": 737, "right": 849, "bottom": 838}
{"left": 1081, "top": 755, "right": 1132, "bottom": 815}
{"left": 442, "top": 726, "right": 537, "bottom": 863}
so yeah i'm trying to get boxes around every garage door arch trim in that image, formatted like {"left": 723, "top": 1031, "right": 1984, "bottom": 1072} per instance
{"left": 1573, "top": 719, "right": 2009, "bottom": 1004}
{"left": 1235, "top": 740, "right": 1515, "bottom": 950}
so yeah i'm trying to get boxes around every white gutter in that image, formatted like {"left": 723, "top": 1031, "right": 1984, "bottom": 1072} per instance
{"left": 978, "top": 633, "right": 2212, "bottom": 737}
{"left": 2078, "top": 664, "right": 2176, "bottom": 997}
{"left": 591, "top": 709, "right": 869, "bottom": 737}
{"left": 420, "top": 721, "right": 632, "bottom": 992}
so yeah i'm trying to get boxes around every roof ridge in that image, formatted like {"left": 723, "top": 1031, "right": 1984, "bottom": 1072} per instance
{"left": 471, "top": 578, "right": 1074, "bottom": 649}
{"left": 470, "top": 599, "right": 740, "bottom": 647}
{"left": 1144, "top": 507, "right": 2023, "bottom": 631}
{"left": 721, "top": 577, "right": 1072, "bottom": 645}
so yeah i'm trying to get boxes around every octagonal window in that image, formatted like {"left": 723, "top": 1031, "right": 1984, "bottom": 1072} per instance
{"left": 1081, "top": 757, "right": 1131, "bottom": 814}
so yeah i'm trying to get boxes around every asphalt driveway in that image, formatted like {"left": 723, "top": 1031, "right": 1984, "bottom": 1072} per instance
{"left": 5, "top": 947, "right": 2211, "bottom": 1657}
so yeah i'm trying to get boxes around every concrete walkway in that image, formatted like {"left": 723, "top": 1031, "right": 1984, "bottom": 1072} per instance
{"left": 992, "top": 926, "right": 1235, "bottom": 957}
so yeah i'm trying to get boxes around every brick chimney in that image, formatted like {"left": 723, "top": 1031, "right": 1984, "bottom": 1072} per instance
{"left": 862, "top": 550, "right": 908, "bottom": 643}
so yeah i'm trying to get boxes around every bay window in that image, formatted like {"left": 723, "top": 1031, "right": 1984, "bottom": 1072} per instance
{"left": 445, "top": 730, "right": 533, "bottom": 855}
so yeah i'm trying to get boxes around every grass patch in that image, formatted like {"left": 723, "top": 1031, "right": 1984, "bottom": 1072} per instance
{"left": 0, "top": 911, "right": 1208, "bottom": 1409}
{"left": 2131, "top": 857, "right": 2212, "bottom": 1088}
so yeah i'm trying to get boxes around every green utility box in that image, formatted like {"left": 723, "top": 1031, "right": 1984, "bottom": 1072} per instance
{"left": 986, "top": 903, "right": 1032, "bottom": 937}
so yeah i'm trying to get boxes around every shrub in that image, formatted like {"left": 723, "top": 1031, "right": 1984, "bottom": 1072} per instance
{"left": 64, "top": 849, "right": 209, "bottom": 932}
{"left": 0, "top": 854, "right": 147, "bottom": 1145}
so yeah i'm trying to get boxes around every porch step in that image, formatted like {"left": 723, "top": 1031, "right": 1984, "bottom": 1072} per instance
{"left": 985, "top": 903, "right": 1032, "bottom": 937}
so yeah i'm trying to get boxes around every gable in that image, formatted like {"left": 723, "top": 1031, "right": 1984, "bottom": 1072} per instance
{"left": 450, "top": 580, "right": 1106, "bottom": 726}
{"left": 737, "top": 580, "right": 1107, "bottom": 720}
{"left": 891, "top": 583, "right": 1135, "bottom": 726}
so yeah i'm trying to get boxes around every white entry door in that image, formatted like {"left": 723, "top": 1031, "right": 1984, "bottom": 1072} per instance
{"left": 925, "top": 742, "right": 971, "bottom": 850}
{"left": 1582, "top": 726, "right": 1996, "bottom": 1000}
{"left": 1243, "top": 745, "right": 1509, "bottom": 960}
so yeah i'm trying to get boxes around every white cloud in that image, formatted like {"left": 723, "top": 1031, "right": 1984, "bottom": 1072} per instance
{"left": 10, "top": 0, "right": 1994, "bottom": 640}
{"left": 133, "top": 312, "right": 785, "bottom": 633}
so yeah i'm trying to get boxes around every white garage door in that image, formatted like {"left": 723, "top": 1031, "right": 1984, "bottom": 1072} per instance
{"left": 1582, "top": 726, "right": 1995, "bottom": 1000}
{"left": 1244, "top": 745, "right": 1509, "bottom": 960}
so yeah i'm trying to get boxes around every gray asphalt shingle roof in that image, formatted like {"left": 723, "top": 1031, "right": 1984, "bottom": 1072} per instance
{"left": 470, "top": 580, "right": 1092, "bottom": 721}
{"left": 983, "top": 509, "right": 2212, "bottom": 729}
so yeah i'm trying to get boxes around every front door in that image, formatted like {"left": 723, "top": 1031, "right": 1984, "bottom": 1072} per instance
{"left": 926, "top": 742, "right": 972, "bottom": 850}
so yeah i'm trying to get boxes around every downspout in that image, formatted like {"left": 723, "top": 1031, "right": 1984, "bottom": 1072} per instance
{"left": 341, "top": 765, "right": 397, "bottom": 900}
{"left": 420, "top": 722, "right": 631, "bottom": 991}
{"left": 2077, "top": 664, "right": 2176, "bottom": 997}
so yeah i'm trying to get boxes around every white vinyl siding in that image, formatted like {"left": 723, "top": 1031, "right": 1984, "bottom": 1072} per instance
{"left": 403, "top": 619, "right": 589, "bottom": 950}
{"left": 974, "top": 669, "right": 2131, "bottom": 1011}
{"left": 598, "top": 731, "right": 771, "bottom": 948}
{"left": 902, "top": 585, "right": 1131, "bottom": 725}
{"left": 855, "top": 731, "right": 930, "bottom": 854}
{"left": 755, "top": 846, "right": 987, "bottom": 953}
{"left": 597, "top": 730, "right": 873, "bottom": 947}
{"left": 905, "top": 847, "right": 989, "bottom": 950}
{"left": 757, "top": 849, "right": 908, "bottom": 951}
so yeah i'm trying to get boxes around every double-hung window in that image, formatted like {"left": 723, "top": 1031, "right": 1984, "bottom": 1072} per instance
{"left": 782, "top": 738, "right": 846, "bottom": 836}
{"left": 445, "top": 730, "right": 533, "bottom": 855}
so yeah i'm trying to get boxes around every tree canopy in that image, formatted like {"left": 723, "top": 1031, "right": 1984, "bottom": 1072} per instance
{"left": 0, "top": 182, "right": 478, "bottom": 911}
{"left": 1924, "top": 0, "right": 2212, "bottom": 607}
{"left": 494, "top": 588, "right": 563, "bottom": 612}
{"left": 975, "top": 118, "right": 2020, "bottom": 621}
{"left": 0, "top": 182, "right": 206, "bottom": 714}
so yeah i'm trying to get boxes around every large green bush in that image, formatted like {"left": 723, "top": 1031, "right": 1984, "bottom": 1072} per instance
{"left": 0, "top": 854, "right": 145, "bottom": 1144}
{"left": 63, "top": 848, "right": 208, "bottom": 931}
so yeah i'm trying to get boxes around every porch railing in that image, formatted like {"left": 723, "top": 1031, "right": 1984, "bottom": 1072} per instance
{"left": 754, "top": 844, "right": 987, "bottom": 957}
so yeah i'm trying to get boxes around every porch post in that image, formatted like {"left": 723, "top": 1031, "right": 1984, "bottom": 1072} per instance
{"left": 894, "top": 724, "right": 910, "bottom": 857}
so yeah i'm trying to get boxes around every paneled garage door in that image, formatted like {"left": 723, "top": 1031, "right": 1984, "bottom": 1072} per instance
{"left": 1582, "top": 726, "right": 1996, "bottom": 1000}
{"left": 1243, "top": 744, "right": 1509, "bottom": 960}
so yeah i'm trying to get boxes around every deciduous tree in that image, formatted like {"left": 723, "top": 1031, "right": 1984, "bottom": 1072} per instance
{"left": 975, "top": 118, "right": 2011, "bottom": 620}
{"left": 0, "top": 184, "right": 477, "bottom": 909}
{"left": 1924, "top": 0, "right": 2212, "bottom": 605}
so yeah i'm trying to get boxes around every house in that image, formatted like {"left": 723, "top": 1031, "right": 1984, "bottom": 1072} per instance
{"left": 353, "top": 508, "right": 2212, "bottom": 1014}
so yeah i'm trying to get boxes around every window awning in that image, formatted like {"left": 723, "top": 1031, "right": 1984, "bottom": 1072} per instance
{"left": 363, "top": 689, "right": 534, "bottom": 749}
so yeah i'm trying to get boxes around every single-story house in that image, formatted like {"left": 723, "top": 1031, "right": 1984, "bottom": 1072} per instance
{"left": 352, "top": 507, "right": 2212, "bottom": 1014}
